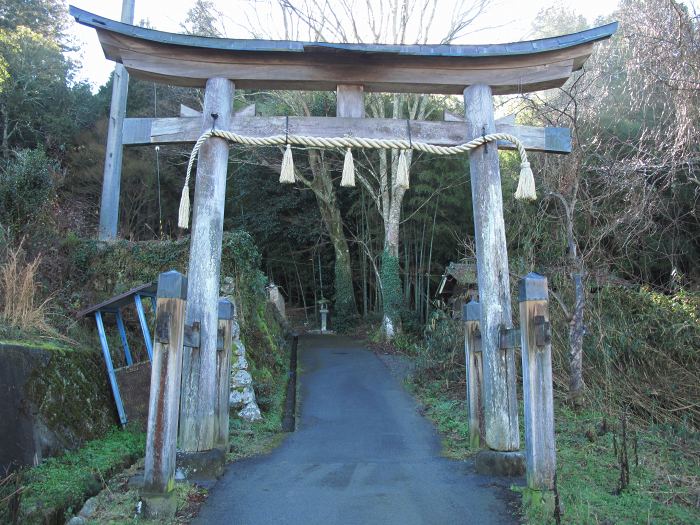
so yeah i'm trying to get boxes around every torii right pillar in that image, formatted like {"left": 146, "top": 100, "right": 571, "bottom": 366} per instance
{"left": 464, "top": 84, "right": 524, "bottom": 475}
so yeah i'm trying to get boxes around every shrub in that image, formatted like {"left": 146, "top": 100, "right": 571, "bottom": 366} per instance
{"left": 0, "top": 148, "right": 56, "bottom": 229}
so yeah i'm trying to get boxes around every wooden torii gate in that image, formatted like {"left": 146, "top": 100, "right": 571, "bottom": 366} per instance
{"left": 71, "top": 6, "right": 616, "bottom": 517}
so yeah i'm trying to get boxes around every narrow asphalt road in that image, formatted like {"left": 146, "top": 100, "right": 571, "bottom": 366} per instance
{"left": 194, "top": 335, "right": 518, "bottom": 525}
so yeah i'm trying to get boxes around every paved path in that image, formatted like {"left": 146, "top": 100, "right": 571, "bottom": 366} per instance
{"left": 195, "top": 335, "right": 518, "bottom": 525}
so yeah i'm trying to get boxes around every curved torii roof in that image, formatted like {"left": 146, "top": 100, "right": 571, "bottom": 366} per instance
{"left": 70, "top": 6, "right": 617, "bottom": 95}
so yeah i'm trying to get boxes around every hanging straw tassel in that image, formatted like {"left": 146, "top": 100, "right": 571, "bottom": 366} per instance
{"left": 514, "top": 161, "right": 537, "bottom": 200}
{"left": 396, "top": 149, "right": 410, "bottom": 189}
{"left": 178, "top": 185, "right": 191, "bottom": 229}
{"left": 279, "top": 144, "right": 296, "bottom": 184}
{"left": 341, "top": 148, "right": 355, "bottom": 187}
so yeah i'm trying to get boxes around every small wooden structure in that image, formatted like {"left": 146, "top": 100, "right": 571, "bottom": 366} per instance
{"left": 77, "top": 282, "right": 157, "bottom": 427}
{"left": 437, "top": 259, "right": 478, "bottom": 318}
{"left": 71, "top": 4, "right": 616, "bottom": 510}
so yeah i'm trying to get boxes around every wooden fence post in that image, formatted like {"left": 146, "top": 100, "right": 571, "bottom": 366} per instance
{"left": 463, "top": 301, "right": 485, "bottom": 449}
{"left": 215, "top": 298, "right": 234, "bottom": 451}
{"left": 519, "top": 272, "right": 556, "bottom": 490}
{"left": 464, "top": 84, "right": 520, "bottom": 452}
{"left": 142, "top": 270, "right": 187, "bottom": 518}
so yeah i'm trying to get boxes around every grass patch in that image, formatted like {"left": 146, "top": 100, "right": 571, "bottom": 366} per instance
{"left": 537, "top": 405, "right": 700, "bottom": 525}
{"left": 13, "top": 427, "right": 145, "bottom": 524}
{"left": 408, "top": 374, "right": 700, "bottom": 524}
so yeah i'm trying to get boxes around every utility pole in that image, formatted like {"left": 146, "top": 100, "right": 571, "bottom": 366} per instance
{"left": 98, "top": 0, "right": 135, "bottom": 240}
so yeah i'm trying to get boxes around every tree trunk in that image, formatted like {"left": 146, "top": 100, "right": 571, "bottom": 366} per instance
{"left": 380, "top": 174, "right": 407, "bottom": 338}
{"left": 569, "top": 271, "right": 586, "bottom": 406}
{"left": 2, "top": 105, "right": 10, "bottom": 159}
{"left": 308, "top": 151, "right": 358, "bottom": 329}
{"left": 555, "top": 178, "right": 587, "bottom": 407}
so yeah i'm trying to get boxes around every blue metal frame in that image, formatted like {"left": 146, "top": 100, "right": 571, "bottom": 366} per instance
{"left": 95, "top": 311, "right": 128, "bottom": 426}
{"left": 115, "top": 310, "right": 133, "bottom": 366}
{"left": 134, "top": 294, "right": 154, "bottom": 361}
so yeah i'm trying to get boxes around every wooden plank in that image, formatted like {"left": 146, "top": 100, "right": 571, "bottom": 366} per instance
{"left": 71, "top": 6, "right": 616, "bottom": 62}
{"left": 464, "top": 84, "right": 519, "bottom": 452}
{"left": 72, "top": 8, "right": 616, "bottom": 94}
{"left": 463, "top": 301, "right": 485, "bottom": 449}
{"left": 496, "top": 114, "right": 517, "bottom": 125}
{"left": 116, "top": 46, "right": 578, "bottom": 94}
{"left": 76, "top": 282, "right": 156, "bottom": 318}
{"left": 181, "top": 103, "right": 255, "bottom": 118}
{"left": 179, "top": 78, "right": 234, "bottom": 460}
{"left": 336, "top": 85, "right": 364, "bottom": 118}
{"left": 180, "top": 104, "right": 201, "bottom": 117}
{"left": 235, "top": 103, "right": 256, "bottom": 117}
{"left": 519, "top": 273, "right": 556, "bottom": 490}
{"left": 99, "top": 63, "right": 129, "bottom": 240}
{"left": 444, "top": 110, "right": 462, "bottom": 122}
{"left": 143, "top": 271, "right": 187, "bottom": 517}
{"left": 97, "top": 0, "right": 135, "bottom": 241}
{"left": 122, "top": 115, "right": 571, "bottom": 153}
{"left": 214, "top": 299, "right": 234, "bottom": 451}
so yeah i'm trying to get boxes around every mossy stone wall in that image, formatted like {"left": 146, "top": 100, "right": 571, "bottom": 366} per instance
{"left": 0, "top": 343, "right": 114, "bottom": 472}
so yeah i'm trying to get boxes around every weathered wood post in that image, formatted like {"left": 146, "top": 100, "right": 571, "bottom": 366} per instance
{"left": 215, "top": 298, "right": 234, "bottom": 451}
{"left": 463, "top": 301, "right": 485, "bottom": 449}
{"left": 142, "top": 270, "right": 188, "bottom": 518}
{"left": 178, "top": 78, "right": 235, "bottom": 478}
{"left": 519, "top": 272, "right": 556, "bottom": 490}
{"left": 336, "top": 84, "right": 365, "bottom": 118}
{"left": 98, "top": 0, "right": 135, "bottom": 240}
{"left": 463, "top": 84, "right": 520, "bottom": 456}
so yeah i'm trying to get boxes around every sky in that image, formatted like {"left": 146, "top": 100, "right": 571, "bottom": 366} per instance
{"left": 66, "top": 0, "right": 625, "bottom": 91}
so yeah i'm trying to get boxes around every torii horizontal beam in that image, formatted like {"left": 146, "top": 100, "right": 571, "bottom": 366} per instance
{"left": 70, "top": 6, "right": 617, "bottom": 95}
{"left": 122, "top": 115, "right": 571, "bottom": 154}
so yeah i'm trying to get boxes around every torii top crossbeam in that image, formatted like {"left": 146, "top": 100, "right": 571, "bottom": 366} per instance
{"left": 71, "top": 6, "right": 616, "bottom": 95}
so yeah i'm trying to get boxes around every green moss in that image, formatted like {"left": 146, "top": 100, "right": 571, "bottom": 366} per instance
{"left": 516, "top": 486, "right": 556, "bottom": 524}
{"left": 25, "top": 345, "right": 114, "bottom": 440}
{"left": 242, "top": 302, "right": 288, "bottom": 413}
{"left": 17, "top": 427, "right": 145, "bottom": 524}
{"left": 65, "top": 230, "right": 267, "bottom": 329}
{"left": 0, "top": 339, "right": 71, "bottom": 351}
{"left": 380, "top": 249, "right": 403, "bottom": 330}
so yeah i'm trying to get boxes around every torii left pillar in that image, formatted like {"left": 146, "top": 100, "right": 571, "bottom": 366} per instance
{"left": 178, "top": 78, "right": 234, "bottom": 478}
{"left": 98, "top": 0, "right": 135, "bottom": 240}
